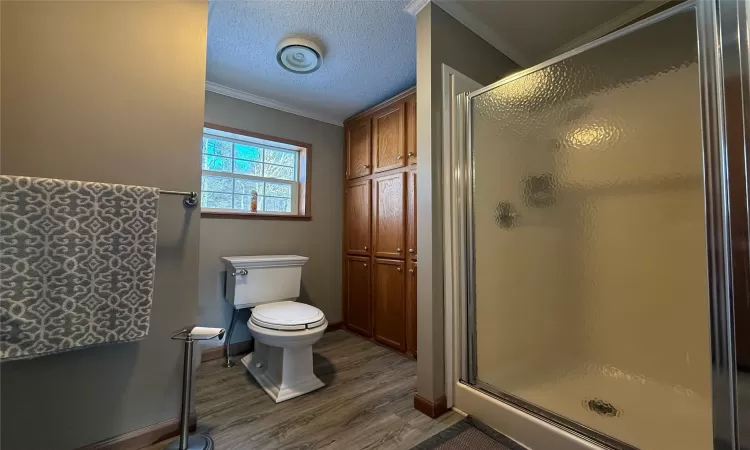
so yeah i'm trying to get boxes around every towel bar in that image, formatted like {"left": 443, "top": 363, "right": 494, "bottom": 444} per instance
{"left": 161, "top": 190, "right": 198, "bottom": 208}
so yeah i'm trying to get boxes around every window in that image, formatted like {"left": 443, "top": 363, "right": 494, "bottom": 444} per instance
{"left": 200, "top": 124, "right": 311, "bottom": 217}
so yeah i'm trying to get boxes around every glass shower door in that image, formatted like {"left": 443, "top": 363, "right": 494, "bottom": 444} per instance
{"left": 467, "top": 8, "right": 713, "bottom": 450}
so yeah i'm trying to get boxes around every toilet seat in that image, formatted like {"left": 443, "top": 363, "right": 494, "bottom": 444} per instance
{"left": 251, "top": 301, "right": 326, "bottom": 331}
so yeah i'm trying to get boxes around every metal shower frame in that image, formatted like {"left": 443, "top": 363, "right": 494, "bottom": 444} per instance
{"left": 455, "top": 1, "right": 750, "bottom": 448}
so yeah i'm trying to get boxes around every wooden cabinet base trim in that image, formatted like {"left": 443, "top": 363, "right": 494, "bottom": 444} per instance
{"left": 374, "top": 336, "right": 405, "bottom": 352}
{"left": 346, "top": 324, "right": 372, "bottom": 338}
{"left": 414, "top": 394, "right": 449, "bottom": 419}
{"left": 346, "top": 325, "right": 372, "bottom": 340}
{"left": 343, "top": 326, "right": 415, "bottom": 360}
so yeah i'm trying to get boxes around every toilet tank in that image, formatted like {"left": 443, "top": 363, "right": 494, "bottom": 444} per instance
{"left": 222, "top": 255, "right": 309, "bottom": 309}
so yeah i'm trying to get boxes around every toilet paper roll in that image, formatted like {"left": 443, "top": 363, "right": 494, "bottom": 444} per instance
{"left": 189, "top": 326, "right": 225, "bottom": 340}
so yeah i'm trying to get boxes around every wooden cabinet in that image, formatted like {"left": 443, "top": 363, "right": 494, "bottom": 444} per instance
{"left": 406, "top": 260, "right": 417, "bottom": 357}
{"left": 372, "top": 102, "right": 406, "bottom": 173}
{"left": 407, "top": 169, "right": 416, "bottom": 260}
{"left": 373, "top": 173, "right": 406, "bottom": 259}
{"left": 373, "top": 258, "right": 406, "bottom": 351}
{"left": 342, "top": 87, "right": 416, "bottom": 358}
{"left": 345, "top": 179, "right": 370, "bottom": 255}
{"left": 346, "top": 118, "right": 371, "bottom": 179}
{"left": 346, "top": 256, "right": 372, "bottom": 337}
{"left": 406, "top": 96, "right": 417, "bottom": 165}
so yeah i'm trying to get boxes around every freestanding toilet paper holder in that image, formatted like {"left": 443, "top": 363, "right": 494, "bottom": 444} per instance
{"left": 167, "top": 326, "right": 225, "bottom": 450}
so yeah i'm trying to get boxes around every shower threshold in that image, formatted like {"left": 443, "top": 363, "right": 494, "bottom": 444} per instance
{"left": 469, "top": 380, "right": 638, "bottom": 450}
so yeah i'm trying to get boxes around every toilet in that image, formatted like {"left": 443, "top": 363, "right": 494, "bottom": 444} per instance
{"left": 222, "top": 255, "right": 327, "bottom": 403}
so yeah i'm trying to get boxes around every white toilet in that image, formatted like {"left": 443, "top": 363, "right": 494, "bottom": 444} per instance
{"left": 222, "top": 255, "right": 327, "bottom": 403}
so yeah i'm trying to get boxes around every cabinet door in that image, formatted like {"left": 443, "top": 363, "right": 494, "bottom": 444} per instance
{"left": 373, "top": 258, "right": 406, "bottom": 351}
{"left": 372, "top": 102, "right": 406, "bottom": 172}
{"left": 346, "top": 118, "right": 371, "bottom": 179}
{"left": 345, "top": 179, "right": 370, "bottom": 255}
{"left": 406, "top": 95, "right": 417, "bottom": 165}
{"left": 373, "top": 173, "right": 406, "bottom": 259}
{"left": 406, "top": 260, "right": 417, "bottom": 357}
{"left": 346, "top": 256, "right": 372, "bottom": 337}
{"left": 407, "top": 169, "right": 416, "bottom": 260}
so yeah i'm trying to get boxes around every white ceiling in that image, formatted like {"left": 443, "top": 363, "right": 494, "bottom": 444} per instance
{"left": 206, "top": 0, "right": 416, "bottom": 125}
{"left": 206, "top": 0, "right": 664, "bottom": 126}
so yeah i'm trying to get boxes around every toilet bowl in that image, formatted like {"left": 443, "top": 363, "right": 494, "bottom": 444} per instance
{"left": 242, "top": 301, "right": 327, "bottom": 402}
{"left": 222, "top": 255, "right": 327, "bottom": 403}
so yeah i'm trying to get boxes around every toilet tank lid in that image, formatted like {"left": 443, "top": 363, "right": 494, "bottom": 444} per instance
{"left": 221, "top": 255, "right": 309, "bottom": 269}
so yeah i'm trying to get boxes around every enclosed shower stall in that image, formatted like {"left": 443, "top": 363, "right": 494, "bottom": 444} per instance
{"left": 450, "top": 1, "right": 749, "bottom": 449}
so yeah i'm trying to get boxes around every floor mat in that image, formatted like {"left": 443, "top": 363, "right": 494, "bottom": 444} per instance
{"left": 411, "top": 417, "right": 526, "bottom": 450}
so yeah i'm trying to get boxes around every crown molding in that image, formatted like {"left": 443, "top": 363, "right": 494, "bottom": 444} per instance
{"left": 205, "top": 82, "right": 344, "bottom": 127}
{"left": 344, "top": 86, "right": 416, "bottom": 125}
{"left": 404, "top": 0, "right": 430, "bottom": 16}
{"left": 544, "top": 0, "right": 672, "bottom": 60}
{"left": 432, "top": 0, "right": 533, "bottom": 68}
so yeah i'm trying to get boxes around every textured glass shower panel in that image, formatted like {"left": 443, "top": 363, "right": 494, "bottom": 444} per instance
{"left": 470, "top": 10, "right": 712, "bottom": 450}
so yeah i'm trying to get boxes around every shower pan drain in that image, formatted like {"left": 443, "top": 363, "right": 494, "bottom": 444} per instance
{"left": 583, "top": 398, "right": 621, "bottom": 417}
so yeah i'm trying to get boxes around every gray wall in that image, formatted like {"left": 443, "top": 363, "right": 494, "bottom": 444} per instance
{"left": 201, "top": 92, "right": 344, "bottom": 348}
{"left": 0, "top": 2, "right": 207, "bottom": 449}
{"left": 415, "top": 3, "right": 519, "bottom": 401}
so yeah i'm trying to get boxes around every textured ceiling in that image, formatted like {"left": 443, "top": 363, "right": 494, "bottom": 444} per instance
{"left": 207, "top": 0, "right": 654, "bottom": 124}
{"left": 206, "top": 0, "right": 416, "bottom": 124}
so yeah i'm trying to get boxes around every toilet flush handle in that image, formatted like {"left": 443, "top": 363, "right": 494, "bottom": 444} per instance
{"left": 232, "top": 269, "right": 248, "bottom": 276}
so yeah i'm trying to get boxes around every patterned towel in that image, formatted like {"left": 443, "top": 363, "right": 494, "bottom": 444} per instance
{"left": 0, "top": 176, "right": 159, "bottom": 361}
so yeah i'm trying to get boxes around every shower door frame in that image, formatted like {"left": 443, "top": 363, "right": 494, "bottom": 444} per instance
{"left": 456, "top": 0, "right": 749, "bottom": 448}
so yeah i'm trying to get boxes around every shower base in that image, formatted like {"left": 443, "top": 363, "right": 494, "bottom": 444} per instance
{"left": 481, "top": 367, "right": 712, "bottom": 450}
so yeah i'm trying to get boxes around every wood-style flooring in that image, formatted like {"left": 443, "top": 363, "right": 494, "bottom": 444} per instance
{"left": 145, "top": 330, "right": 463, "bottom": 450}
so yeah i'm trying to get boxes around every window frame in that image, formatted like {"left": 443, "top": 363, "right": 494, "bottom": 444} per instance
{"left": 200, "top": 122, "right": 312, "bottom": 220}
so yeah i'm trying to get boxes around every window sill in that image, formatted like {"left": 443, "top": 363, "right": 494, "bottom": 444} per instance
{"left": 201, "top": 211, "right": 312, "bottom": 221}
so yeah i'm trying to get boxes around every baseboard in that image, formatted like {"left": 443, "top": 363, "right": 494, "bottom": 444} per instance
{"left": 414, "top": 394, "right": 449, "bottom": 419}
{"left": 326, "top": 321, "right": 344, "bottom": 332}
{"left": 201, "top": 340, "right": 253, "bottom": 362}
{"left": 201, "top": 322, "right": 344, "bottom": 362}
{"left": 80, "top": 413, "right": 196, "bottom": 450}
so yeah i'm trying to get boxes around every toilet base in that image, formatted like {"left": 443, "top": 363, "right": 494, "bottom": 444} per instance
{"left": 241, "top": 341, "right": 324, "bottom": 403}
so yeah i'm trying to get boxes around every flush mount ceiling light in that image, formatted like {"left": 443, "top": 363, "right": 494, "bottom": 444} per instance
{"left": 276, "top": 37, "right": 323, "bottom": 74}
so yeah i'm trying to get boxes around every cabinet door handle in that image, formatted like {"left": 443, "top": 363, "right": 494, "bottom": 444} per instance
{"left": 408, "top": 248, "right": 414, "bottom": 253}
{"left": 364, "top": 164, "right": 370, "bottom": 169}
{"left": 408, "top": 152, "right": 414, "bottom": 157}
{"left": 363, "top": 263, "right": 368, "bottom": 268}
{"left": 396, "top": 267, "right": 402, "bottom": 272}
{"left": 409, "top": 268, "right": 414, "bottom": 274}
{"left": 364, "top": 246, "right": 368, "bottom": 251}
{"left": 396, "top": 155, "right": 403, "bottom": 160}
{"left": 396, "top": 248, "right": 402, "bottom": 252}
